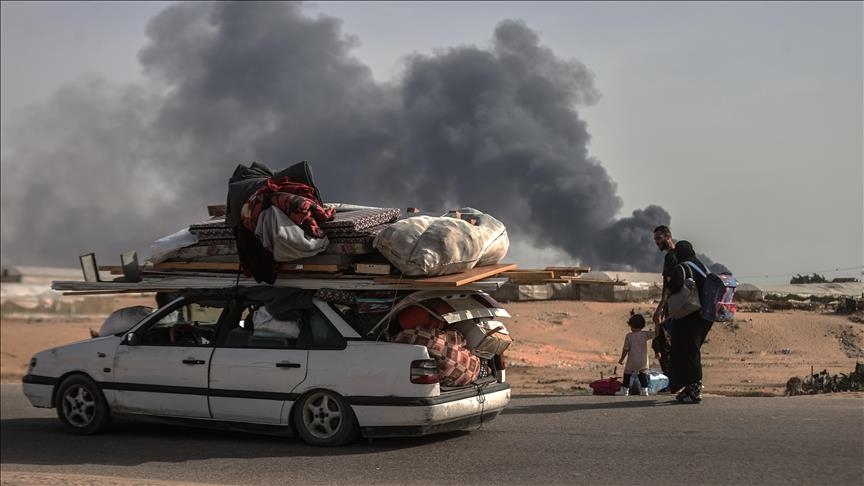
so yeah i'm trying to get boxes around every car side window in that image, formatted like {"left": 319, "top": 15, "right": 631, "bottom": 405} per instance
{"left": 220, "top": 305, "right": 345, "bottom": 350}
{"left": 135, "top": 299, "right": 221, "bottom": 347}
{"left": 222, "top": 306, "right": 301, "bottom": 349}
{"left": 304, "top": 307, "right": 347, "bottom": 349}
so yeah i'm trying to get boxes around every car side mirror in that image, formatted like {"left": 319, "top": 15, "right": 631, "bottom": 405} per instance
{"left": 124, "top": 332, "right": 140, "bottom": 346}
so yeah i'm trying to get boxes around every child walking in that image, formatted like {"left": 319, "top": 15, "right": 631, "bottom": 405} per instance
{"left": 617, "top": 313, "right": 654, "bottom": 396}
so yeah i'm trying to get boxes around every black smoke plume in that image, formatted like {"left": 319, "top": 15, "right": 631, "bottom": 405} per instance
{"left": 0, "top": 2, "right": 726, "bottom": 273}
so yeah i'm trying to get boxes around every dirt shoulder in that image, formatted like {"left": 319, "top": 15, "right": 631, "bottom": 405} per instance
{"left": 3, "top": 300, "right": 862, "bottom": 396}
{"left": 502, "top": 301, "right": 864, "bottom": 396}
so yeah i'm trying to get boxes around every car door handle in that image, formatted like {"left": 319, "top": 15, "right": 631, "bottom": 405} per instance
{"left": 275, "top": 362, "right": 301, "bottom": 368}
{"left": 182, "top": 359, "right": 206, "bottom": 365}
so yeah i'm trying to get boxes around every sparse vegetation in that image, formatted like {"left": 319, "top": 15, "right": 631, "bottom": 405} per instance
{"left": 790, "top": 273, "right": 827, "bottom": 284}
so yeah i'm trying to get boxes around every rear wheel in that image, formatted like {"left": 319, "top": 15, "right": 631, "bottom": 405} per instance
{"left": 55, "top": 375, "right": 110, "bottom": 434}
{"left": 293, "top": 390, "right": 357, "bottom": 446}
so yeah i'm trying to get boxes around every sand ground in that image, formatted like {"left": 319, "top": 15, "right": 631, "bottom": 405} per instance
{"left": 2, "top": 299, "right": 862, "bottom": 396}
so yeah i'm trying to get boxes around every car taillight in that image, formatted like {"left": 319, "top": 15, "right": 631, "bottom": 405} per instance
{"left": 410, "top": 359, "right": 439, "bottom": 384}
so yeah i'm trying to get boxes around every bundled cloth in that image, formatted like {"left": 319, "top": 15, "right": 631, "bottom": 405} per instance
{"left": 226, "top": 161, "right": 334, "bottom": 283}
{"left": 373, "top": 207, "right": 509, "bottom": 276}
{"left": 97, "top": 306, "right": 154, "bottom": 337}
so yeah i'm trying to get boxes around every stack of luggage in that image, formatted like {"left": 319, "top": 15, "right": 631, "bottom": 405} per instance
{"left": 146, "top": 160, "right": 510, "bottom": 284}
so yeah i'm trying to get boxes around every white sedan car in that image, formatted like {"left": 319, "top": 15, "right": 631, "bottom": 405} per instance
{"left": 22, "top": 286, "right": 511, "bottom": 446}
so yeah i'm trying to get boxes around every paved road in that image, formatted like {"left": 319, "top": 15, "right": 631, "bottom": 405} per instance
{"left": 1, "top": 384, "right": 862, "bottom": 485}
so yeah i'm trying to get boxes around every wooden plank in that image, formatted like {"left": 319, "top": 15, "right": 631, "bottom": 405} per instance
{"left": 292, "top": 254, "right": 354, "bottom": 266}
{"left": 278, "top": 263, "right": 341, "bottom": 273}
{"left": 152, "top": 262, "right": 342, "bottom": 273}
{"left": 563, "top": 277, "right": 628, "bottom": 286}
{"left": 354, "top": 263, "right": 392, "bottom": 275}
{"left": 374, "top": 263, "right": 518, "bottom": 287}
{"left": 503, "top": 270, "right": 555, "bottom": 280}
{"left": 543, "top": 266, "right": 591, "bottom": 278}
{"left": 207, "top": 205, "right": 227, "bottom": 217}
{"left": 53, "top": 273, "right": 510, "bottom": 293}
{"left": 153, "top": 262, "right": 239, "bottom": 272}
{"left": 544, "top": 266, "right": 591, "bottom": 273}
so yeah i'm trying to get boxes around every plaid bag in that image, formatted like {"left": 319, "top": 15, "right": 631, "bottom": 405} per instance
{"left": 392, "top": 328, "right": 447, "bottom": 358}
{"left": 438, "top": 331, "right": 481, "bottom": 386}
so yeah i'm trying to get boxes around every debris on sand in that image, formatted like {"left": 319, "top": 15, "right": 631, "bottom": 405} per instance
{"left": 785, "top": 363, "right": 864, "bottom": 396}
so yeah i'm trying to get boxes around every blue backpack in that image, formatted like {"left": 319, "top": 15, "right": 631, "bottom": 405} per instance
{"left": 684, "top": 261, "right": 738, "bottom": 322}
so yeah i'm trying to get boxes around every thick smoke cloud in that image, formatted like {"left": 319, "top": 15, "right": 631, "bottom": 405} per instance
{"left": 0, "top": 1, "right": 724, "bottom": 273}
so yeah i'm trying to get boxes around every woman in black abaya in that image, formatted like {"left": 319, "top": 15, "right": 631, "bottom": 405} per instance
{"left": 666, "top": 240, "right": 713, "bottom": 403}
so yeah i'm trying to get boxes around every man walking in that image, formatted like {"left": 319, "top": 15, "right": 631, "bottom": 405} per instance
{"left": 652, "top": 225, "right": 676, "bottom": 376}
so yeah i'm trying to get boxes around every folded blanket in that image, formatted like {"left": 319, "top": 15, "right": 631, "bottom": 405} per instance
{"left": 323, "top": 222, "right": 393, "bottom": 239}
{"left": 321, "top": 207, "right": 400, "bottom": 232}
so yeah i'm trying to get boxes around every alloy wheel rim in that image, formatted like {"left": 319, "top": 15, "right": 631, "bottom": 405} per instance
{"left": 301, "top": 392, "right": 343, "bottom": 439}
{"left": 62, "top": 385, "right": 96, "bottom": 427}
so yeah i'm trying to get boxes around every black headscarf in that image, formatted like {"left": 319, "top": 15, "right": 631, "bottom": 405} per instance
{"left": 670, "top": 240, "right": 707, "bottom": 292}
{"left": 674, "top": 240, "right": 697, "bottom": 263}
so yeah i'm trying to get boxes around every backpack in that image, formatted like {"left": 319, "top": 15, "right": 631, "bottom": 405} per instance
{"left": 683, "top": 261, "right": 738, "bottom": 322}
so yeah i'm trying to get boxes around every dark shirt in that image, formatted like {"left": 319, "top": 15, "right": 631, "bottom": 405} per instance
{"left": 661, "top": 250, "right": 678, "bottom": 295}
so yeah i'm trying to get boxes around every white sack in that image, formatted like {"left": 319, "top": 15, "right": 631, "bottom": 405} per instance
{"left": 373, "top": 207, "right": 509, "bottom": 277}
{"left": 252, "top": 306, "right": 301, "bottom": 339}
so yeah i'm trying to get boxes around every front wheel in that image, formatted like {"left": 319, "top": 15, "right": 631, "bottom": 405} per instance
{"left": 55, "top": 375, "right": 110, "bottom": 434}
{"left": 293, "top": 390, "right": 357, "bottom": 446}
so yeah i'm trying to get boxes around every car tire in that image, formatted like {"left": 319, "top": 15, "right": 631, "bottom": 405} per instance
{"left": 55, "top": 374, "right": 111, "bottom": 435}
{"left": 293, "top": 390, "right": 358, "bottom": 446}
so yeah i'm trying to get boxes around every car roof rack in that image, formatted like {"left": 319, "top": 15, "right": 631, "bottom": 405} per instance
{"left": 52, "top": 263, "right": 516, "bottom": 295}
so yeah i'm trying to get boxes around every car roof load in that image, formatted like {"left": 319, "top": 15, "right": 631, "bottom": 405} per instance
{"left": 51, "top": 273, "right": 512, "bottom": 295}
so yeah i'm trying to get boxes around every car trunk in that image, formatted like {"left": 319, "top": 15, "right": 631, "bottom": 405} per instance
{"left": 384, "top": 291, "right": 511, "bottom": 389}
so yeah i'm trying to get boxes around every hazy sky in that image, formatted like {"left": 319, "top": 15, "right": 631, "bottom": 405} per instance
{"left": 1, "top": 1, "right": 862, "bottom": 283}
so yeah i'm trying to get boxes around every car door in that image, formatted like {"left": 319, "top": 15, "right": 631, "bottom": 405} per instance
{"left": 208, "top": 302, "right": 309, "bottom": 425}
{"left": 110, "top": 296, "right": 220, "bottom": 418}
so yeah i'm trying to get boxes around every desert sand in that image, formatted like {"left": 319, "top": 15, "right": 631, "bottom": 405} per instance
{"left": 2, "top": 298, "right": 862, "bottom": 396}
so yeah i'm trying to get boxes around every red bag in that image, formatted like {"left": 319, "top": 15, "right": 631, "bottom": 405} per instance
{"left": 589, "top": 377, "right": 623, "bottom": 395}
{"left": 397, "top": 305, "right": 445, "bottom": 330}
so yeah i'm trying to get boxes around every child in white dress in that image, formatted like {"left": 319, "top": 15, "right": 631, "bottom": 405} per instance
{"left": 617, "top": 313, "right": 654, "bottom": 396}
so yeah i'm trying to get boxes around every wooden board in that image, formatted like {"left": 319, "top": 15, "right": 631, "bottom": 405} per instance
{"left": 503, "top": 270, "right": 555, "bottom": 280}
{"left": 373, "top": 263, "right": 518, "bottom": 287}
{"left": 354, "top": 263, "right": 392, "bottom": 275}
{"left": 152, "top": 262, "right": 342, "bottom": 273}
{"left": 562, "top": 276, "right": 628, "bottom": 286}
{"left": 544, "top": 266, "right": 591, "bottom": 272}
{"left": 54, "top": 274, "right": 510, "bottom": 294}
{"left": 544, "top": 266, "right": 591, "bottom": 278}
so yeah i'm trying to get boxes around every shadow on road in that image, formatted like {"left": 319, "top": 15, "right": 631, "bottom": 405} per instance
{"left": 502, "top": 399, "right": 679, "bottom": 415}
{"left": 0, "top": 417, "right": 469, "bottom": 466}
